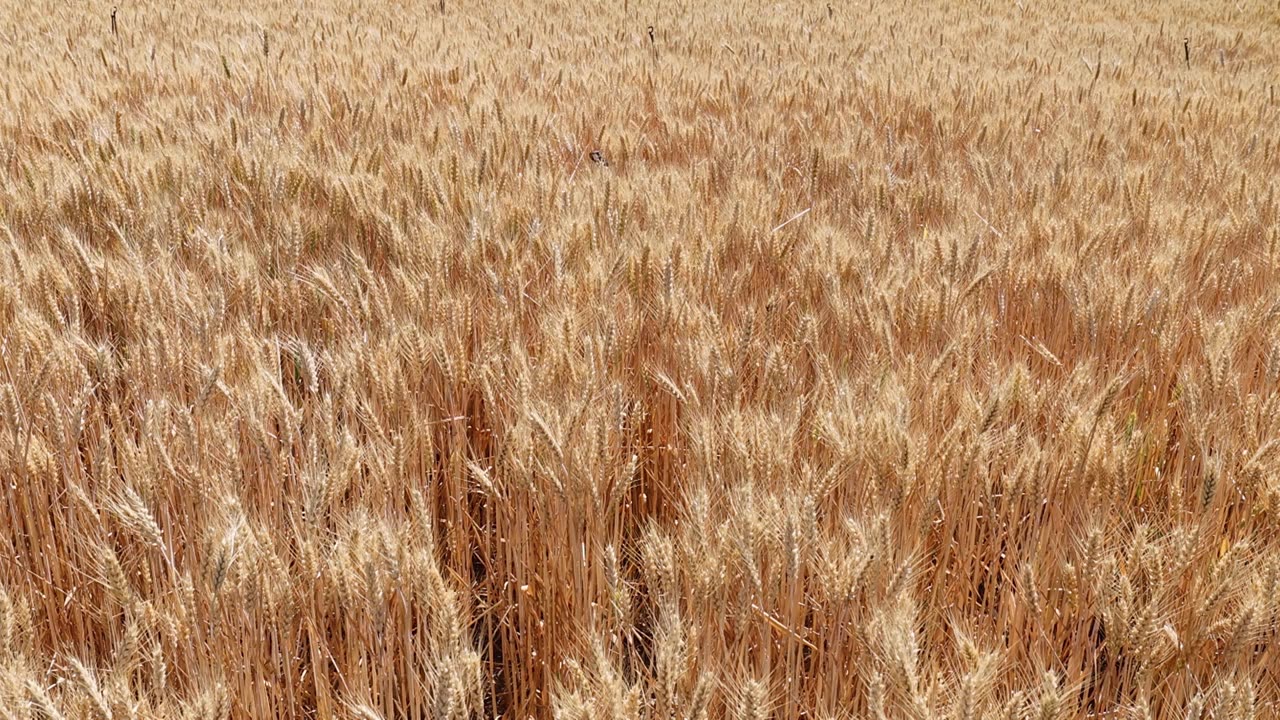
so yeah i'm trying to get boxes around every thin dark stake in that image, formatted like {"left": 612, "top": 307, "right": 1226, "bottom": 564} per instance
{"left": 111, "top": 6, "right": 118, "bottom": 36}
{"left": 1184, "top": 37, "right": 1190, "bottom": 67}
{"left": 647, "top": 25, "right": 655, "bottom": 44}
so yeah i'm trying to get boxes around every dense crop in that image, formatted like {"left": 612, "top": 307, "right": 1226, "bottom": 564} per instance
{"left": 1, "top": 0, "right": 1278, "bottom": 717}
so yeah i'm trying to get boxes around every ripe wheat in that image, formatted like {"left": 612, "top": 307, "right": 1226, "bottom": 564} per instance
{"left": 1, "top": 0, "right": 1279, "bottom": 718}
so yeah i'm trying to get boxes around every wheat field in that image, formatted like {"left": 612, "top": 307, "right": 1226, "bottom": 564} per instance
{"left": 1, "top": 0, "right": 1278, "bottom": 717}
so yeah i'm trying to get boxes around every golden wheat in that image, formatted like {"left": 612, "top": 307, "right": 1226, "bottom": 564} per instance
{"left": 1, "top": 0, "right": 1278, "bottom": 717}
